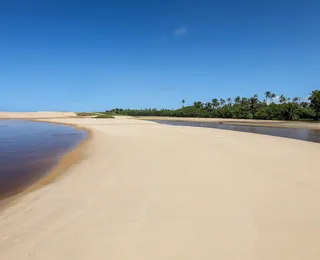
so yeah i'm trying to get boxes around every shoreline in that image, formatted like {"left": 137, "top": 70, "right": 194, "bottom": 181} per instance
{"left": 137, "top": 116, "right": 320, "bottom": 130}
{"left": 26, "top": 119, "right": 93, "bottom": 191}
{"left": 0, "top": 119, "right": 92, "bottom": 212}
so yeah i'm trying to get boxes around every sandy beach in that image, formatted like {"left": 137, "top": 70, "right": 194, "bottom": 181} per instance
{"left": 1, "top": 115, "right": 320, "bottom": 260}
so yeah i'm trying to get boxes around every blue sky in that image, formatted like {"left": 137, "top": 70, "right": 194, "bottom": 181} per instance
{"left": 0, "top": 0, "right": 319, "bottom": 111}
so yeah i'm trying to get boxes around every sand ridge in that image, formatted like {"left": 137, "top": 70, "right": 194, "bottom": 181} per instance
{"left": 0, "top": 111, "right": 77, "bottom": 119}
{"left": 0, "top": 117, "right": 319, "bottom": 260}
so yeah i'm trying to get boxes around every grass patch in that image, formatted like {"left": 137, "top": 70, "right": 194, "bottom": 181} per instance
{"left": 77, "top": 112, "right": 114, "bottom": 118}
{"left": 95, "top": 114, "right": 114, "bottom": 118}
{"left": 77, "top": 112, "right": 97, "bottom": 116}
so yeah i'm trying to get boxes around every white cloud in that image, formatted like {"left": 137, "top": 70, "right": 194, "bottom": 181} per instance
{"left": 173, "top": 27, "right": 188, "bottom": 36}
{"left": 272, "top": 95, "right": 280, "bottom": 104}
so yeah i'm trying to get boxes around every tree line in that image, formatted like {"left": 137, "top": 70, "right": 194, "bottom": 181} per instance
{"left": 109, "top": 90, "right": 320, "bottom": 121}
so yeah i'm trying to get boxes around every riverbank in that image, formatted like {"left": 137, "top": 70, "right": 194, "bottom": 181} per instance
{"left": 138, "top": 116, "right": 320, "bottom": 130}
{"left": 1, "top": 117, "right": 320, "bottom": 259}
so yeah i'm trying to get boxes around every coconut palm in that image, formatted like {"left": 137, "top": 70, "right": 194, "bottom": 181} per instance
{"left": 211, "top": 98, "right": 220, "bottom": 108}
{"left": 234, "top": 96, "right": 241, "bottom": 105}
{"left": 265, "top": 91, "right": 271, "bottom": 103}
{"left": 182, "top": 99, "right": 185, "bottom": 108}
{"left": 284, "top": 103, "right": 299, "bottom": 120}
{"left": 293, "top": 97, "right": 300, "bottom": 103}
{"left": 241, "top": 97, "right": 249, "bottom": 106}
{"left": 249, "top": 94, "right": 259, "bottom": 118}
{"left": 204, "top": 102, "right": 212, "bottom": 109}
{"left": 227, "top": 97, "right": 232, "bottom": 105}
{"left": 270, "top": 93, "right": 276, "bottom": 103}
{"left": 279, "top": 95, "right": 287, "bottom": 104}
{"left": 193, "top": 101, "right": 203, "bottom": 109}
{"left": 219, "top": 98, "right": 226, "bottom": 107}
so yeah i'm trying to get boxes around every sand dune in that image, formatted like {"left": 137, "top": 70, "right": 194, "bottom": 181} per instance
{"left": 0, "top": 111, "right": 76, "bottom": 119}
{"left": 0, "top": 117, "right": 319, "bottom": 260}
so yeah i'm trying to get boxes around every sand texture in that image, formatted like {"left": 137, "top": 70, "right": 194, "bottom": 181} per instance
{"left": 0, "top": 111, "right": 76, "bottom": 119}
{"left": 0, "top": 117, "right": 320, "bottom": 260}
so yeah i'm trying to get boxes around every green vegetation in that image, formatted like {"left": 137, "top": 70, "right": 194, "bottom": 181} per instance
{"left": 309, "top": 90, "right": 320, "bottom": 119}
{"left": 95, "top": 113, "right": 114, "bottom": 118}
{"left": 77, "top": 112, "right": 114, "bottom": 118}
{"left": 108, "top": 90, "right": 320, "bottom": 121}
{"left": 77, "top": 112, "right": 97, "bottom": 116}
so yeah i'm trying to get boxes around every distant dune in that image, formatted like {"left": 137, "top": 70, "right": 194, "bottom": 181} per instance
{"left": 0, "top": 111, "right": 76, "bottom": 119}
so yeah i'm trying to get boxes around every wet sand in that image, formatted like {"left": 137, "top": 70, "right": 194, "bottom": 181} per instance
{"left": 1, "top": 116, "right": 320, "bottom": 260}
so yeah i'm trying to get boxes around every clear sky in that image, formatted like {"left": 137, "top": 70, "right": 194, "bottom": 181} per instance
{"left": 0, "top": 0, "right": 319, "bottom": 111}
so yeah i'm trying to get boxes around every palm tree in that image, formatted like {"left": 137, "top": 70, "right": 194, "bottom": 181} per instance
{"left": 234, "top": 96, "right": 241, "bottom": 105}
{"left": 219, "top": 98, "right": 226, "bottom": 107}
{"left": 279, "top": 95, "right": 287, "bottom": 104}
{"left": 265, "top": 91, "right": 271, "bottom": 103}
{"left": 211, "top": 98, "right": 220, "bottom": 108}
{"left": 193, "top": 101, "right": 203, "bottom": 109}
{"left": 182, "top": 99, "right": 185, "bottom": 108}
{"left": 270, "top": 93, "right": 276, "bottom": 103}
{"left": 284, "top": 103, "right": 299, "bottom": 120}
{"left": 227, "top": 97, "right": 232, "bottom": 105}
{"left": 204, "top": 102, "right": 212, "bottom": 110}
{"left": 241, "top": 97, "right": 249, "bottom": 106}
{"left": 249, "top": 94, "right": 259, "bottom": 118}
{"left": 293, "top": 97, "right": 300, "bottom": 103}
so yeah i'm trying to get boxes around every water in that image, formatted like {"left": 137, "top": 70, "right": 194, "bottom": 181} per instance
{"left": 151, "top": 120, "right": 320, "bottom": 143}
{"left": 0, "top": 120, "right": 87, "bottom": 199}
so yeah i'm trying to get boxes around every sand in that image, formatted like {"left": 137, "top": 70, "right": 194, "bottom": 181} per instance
{"left": 0, "top": 111, "right": 77, "bottom": 119}
{"left": 0, "top": 116, "right": 320, "bottom": 260}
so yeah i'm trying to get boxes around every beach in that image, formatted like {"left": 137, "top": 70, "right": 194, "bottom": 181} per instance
{"left": 1, "top": 115, "right": 320, "bottom": 260}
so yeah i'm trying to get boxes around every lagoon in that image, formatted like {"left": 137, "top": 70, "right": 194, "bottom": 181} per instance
{"left": 0, "top": 120, "right": 87, "bottom": 199}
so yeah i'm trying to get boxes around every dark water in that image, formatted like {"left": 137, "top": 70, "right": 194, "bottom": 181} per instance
{"left": 0, "top": 120, "right": 87, "bottom": 199}
{"left": 151, "top": 120, "right": 320, "bottom": 143}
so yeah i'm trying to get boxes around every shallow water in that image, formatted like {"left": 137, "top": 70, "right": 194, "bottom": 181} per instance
{"left": 151, "top": 120, "right": 320, "bottom": 143}
{"left": 0, "top": 120, "right": 87, "bottom": 199}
